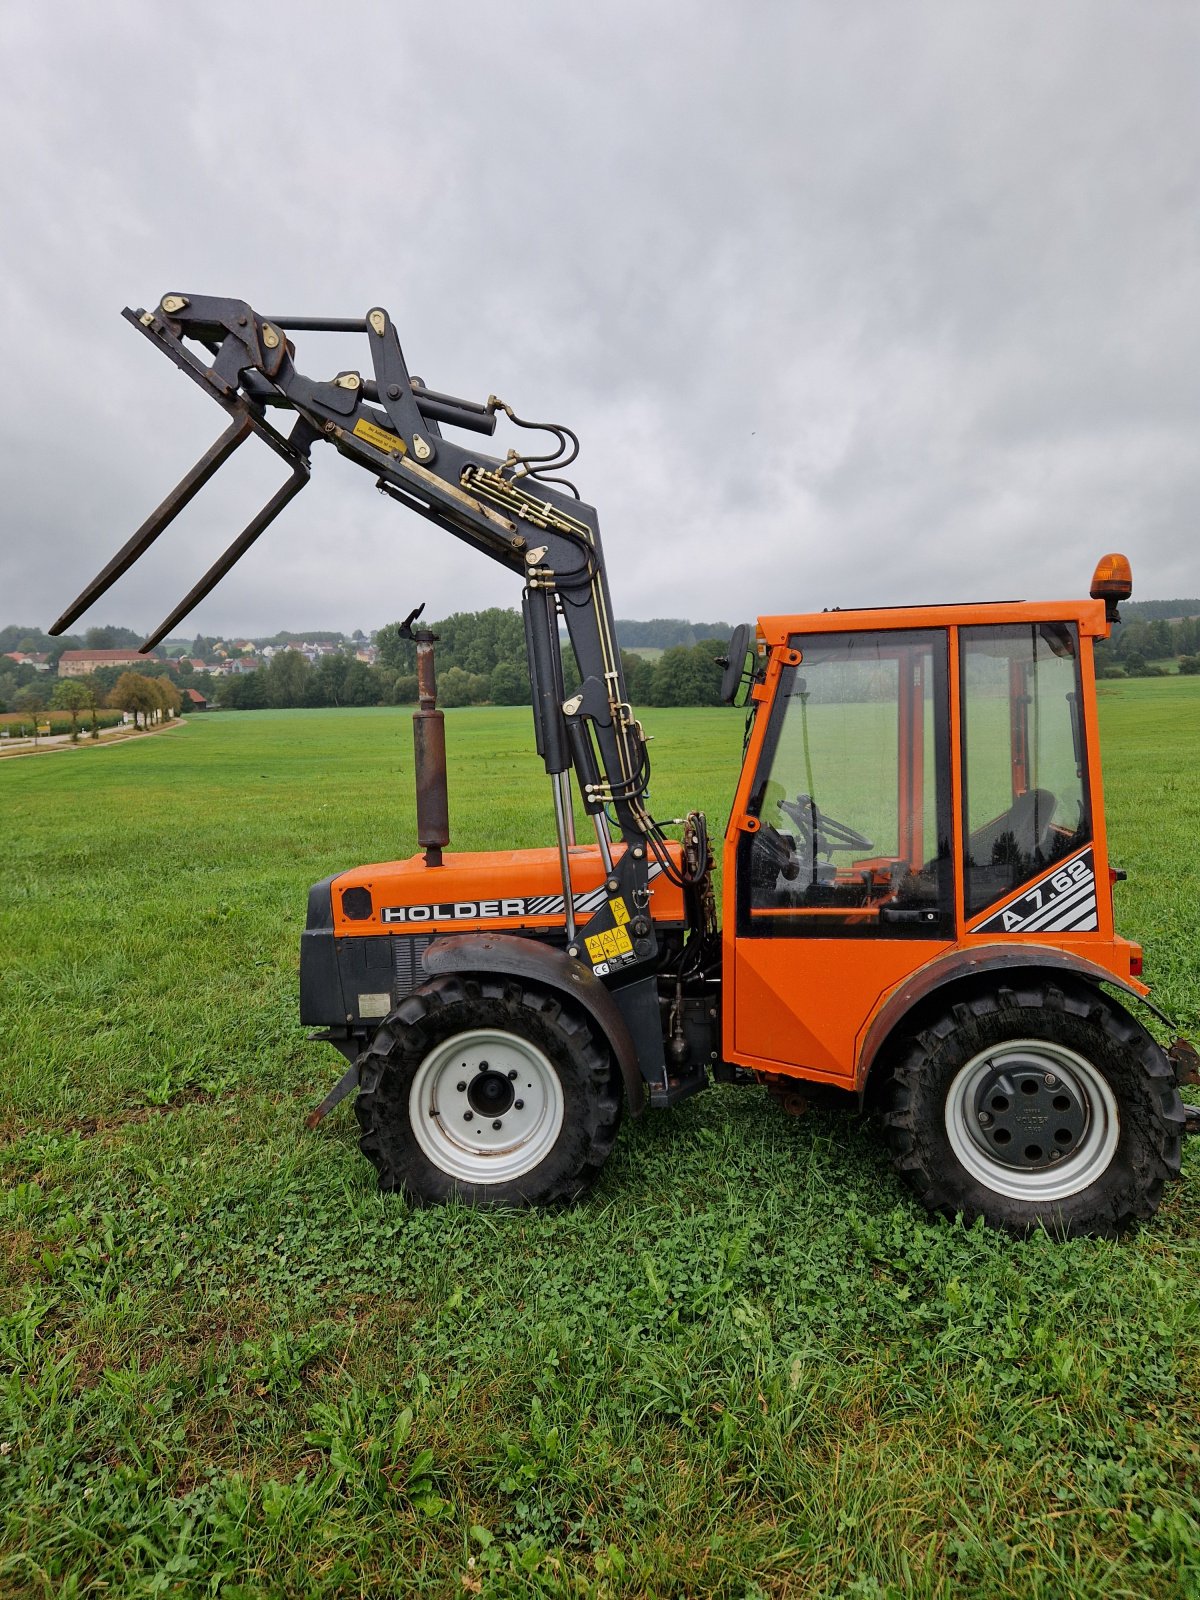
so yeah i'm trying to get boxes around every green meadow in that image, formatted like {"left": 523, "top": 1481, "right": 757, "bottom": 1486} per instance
{"left": 1, "top": 682, "right": 1198, "bottom": 1598}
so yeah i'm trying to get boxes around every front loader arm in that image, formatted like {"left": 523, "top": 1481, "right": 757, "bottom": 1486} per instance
{"left": 51, "top": 294, "right": 664, "bottom": 921}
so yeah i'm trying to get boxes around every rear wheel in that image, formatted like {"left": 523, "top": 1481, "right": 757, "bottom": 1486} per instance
{"left": 355, "top": 974, "right": 622, "bottom": 1206}
{"left": 883, "top": 983, "right": 1184, "bottom": 1237}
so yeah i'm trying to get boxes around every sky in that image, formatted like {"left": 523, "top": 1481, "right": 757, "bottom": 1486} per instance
{"left": 1, "top": 2, "right": 1196, "bottom": 641}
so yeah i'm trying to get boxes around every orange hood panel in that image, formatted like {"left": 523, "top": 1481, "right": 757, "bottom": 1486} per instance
{"left": 330, "top": 841, "right": 685, "bottom": 936}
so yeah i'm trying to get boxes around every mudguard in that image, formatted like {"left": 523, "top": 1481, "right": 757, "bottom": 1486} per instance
{"left": 856, "top": 942, "right": 1165, "bottom": 1093}
{"left": 422, "top": 934, "right": 645, "bottom": 1115}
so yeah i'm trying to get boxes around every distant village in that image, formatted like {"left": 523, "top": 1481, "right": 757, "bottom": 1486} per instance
{"left": 5, "top": 634, "right": 379, "bottom": 679}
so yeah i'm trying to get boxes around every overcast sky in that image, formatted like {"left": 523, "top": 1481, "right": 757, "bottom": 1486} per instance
{"left": 1, "top": 2, "right": 1196, "bottom": 641}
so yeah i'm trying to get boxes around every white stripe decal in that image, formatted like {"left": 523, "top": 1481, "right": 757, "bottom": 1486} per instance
{"left": 972, "top": 848, "right": 1097, "bottom": 935}
{"left": 1020, "top": 878, "right": 1096, "bottom": 932}
{"left": 1047, "top": 901, "right": 1099, "bottom": 933}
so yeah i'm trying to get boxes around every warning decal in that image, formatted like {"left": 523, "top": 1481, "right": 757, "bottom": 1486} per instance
{"left": 352, "top": 417, "right": 408, "bottom": 456}
{"left": 584, "top": 924, "right": 635, "bottom": 965}
{"left": 972, "top": 848, "right": 1098, "bottom": 936}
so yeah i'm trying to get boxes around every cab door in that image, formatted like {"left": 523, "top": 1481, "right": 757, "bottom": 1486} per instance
{"left": 726, "top": 628, "right": 955, "bottom": 1086}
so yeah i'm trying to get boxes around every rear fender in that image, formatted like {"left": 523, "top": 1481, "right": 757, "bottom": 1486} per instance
{"left": 856, "top": 942, "right": 1166, "bottom": 1096}
{"left": 422, "top": 934, "right": 645, "bottom": 1115}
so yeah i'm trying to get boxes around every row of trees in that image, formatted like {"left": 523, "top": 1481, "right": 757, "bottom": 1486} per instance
{"left": 5, "top": 672, "right": 184, "bottom": 741}
{"left": 208, "top": 610, "right": 734, "bottom": 711}
{"left": 0, "top": 654, "right": 182, "bottom": 717}
{"left": 1095, "top": 613, "right": 1200, "bottom": 677}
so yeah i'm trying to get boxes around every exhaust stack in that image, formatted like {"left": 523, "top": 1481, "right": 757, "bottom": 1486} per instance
{"left": 401, "top": 605, "right": 449, "bottom": 868}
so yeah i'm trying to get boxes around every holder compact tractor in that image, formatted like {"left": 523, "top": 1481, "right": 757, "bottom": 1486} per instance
{"left": 52, "top": 294, "right": 1198, "bottom": 1235}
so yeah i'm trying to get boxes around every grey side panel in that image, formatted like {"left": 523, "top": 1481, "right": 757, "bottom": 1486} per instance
{"left": 610, "top": 976, "right": 666, "bottom": 1086}
{"left": 422, "top": 934, "right": 645, "bottom": 1116}
{"left": 299, "top": 876, "right": 343, "bottom": 1025}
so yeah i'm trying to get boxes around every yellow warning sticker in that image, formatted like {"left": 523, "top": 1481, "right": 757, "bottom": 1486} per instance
{"left": 585, "top": 925, "right": 633, "bottom": 964}
{"left": 610, "top": 897, "right": 630, "bottom": 925}
{"left": 352, "top": 417, "right": 407, "bottom": 456}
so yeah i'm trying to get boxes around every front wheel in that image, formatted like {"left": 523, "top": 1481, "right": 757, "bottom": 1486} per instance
{"left": 354, "top": 975, "right": 622, "bottom": 1206}
{"left": 883, "top": 983, "right": 1184, "bottom": 1237}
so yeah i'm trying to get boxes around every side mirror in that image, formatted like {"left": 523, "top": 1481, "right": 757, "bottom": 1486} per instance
{"left": 716, "top": 623, "right": 752, "bottom": 705}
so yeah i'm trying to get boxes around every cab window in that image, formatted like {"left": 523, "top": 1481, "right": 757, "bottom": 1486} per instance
{"left": 960, "top": 623, "right": 1090, "bottom": 920}
{"left": 738, "top": 629, "right": 952, "bottom": 938}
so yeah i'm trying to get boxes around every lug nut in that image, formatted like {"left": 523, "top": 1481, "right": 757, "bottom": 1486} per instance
{"left": 978, "top": 1111, "right": 992, "bottom": 1126}
{"left": 463, "top": 1110, "right": 474, "bottom": 1122}
{"left": 492, "top": 1119, "right": 503, "bottom": 1130}
{"left": 1044, "top": 1074, "right": 1056, "bottom": 1086}
{"left": 457, "top": 1081, "right": 467, "bottom": 1092}
{"left": 514, "top": 1099, "right": 524, "bottom": 1110}
{"left": 479, "top": 1061, "right": 488, "bottom": 1070}
{"left": 508, "top": 1069, "right": 518, "bottom": 1080}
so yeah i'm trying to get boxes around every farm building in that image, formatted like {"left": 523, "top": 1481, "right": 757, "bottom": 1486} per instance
{"left": 58, "top": 648, "right": 150, "bottom": 678}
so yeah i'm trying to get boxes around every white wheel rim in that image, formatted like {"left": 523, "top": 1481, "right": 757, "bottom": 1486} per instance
{"left": 944, "top": 1039, "right": 1120, "bottom": 1202}
{"left": 408, "top": 1027, "right": 565, "bottom": 1185}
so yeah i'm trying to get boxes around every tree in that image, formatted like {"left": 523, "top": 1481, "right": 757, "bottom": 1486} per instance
{"left": 489, "top": 660, "right": 530, "bottom": 705}
{"left": 51, "top": 678, "right": 93, "bottom": 741}
{"left": 386, "top": 673, "right": 419, "bottom": 705}
{"left": 265, "top": 648, "right": 311, "bottom": 708}
{"left": 155, "top": 677, "right": 182, "bottom": 718}
{"left": 375, "top": 621, "right": 417, "bottom": 675}
{"left": 13, "top": 683, "right": 48, "bottom": 714}
{"left": 311, "top": 652, "right": 351, "bottom": 706}
{"left": 85, "top": 625, "right": 142, "bottom": 649}
{"left": 438, "top": 666, "right": 488, "bottom": 708}
{"left": 217, "top": 672, "right": 266, "bottom": 709}
{"left": 343, "top": 659, "right": 381, "bottom": 706}
{"left": 108, "top": 672, "right": 162, "bottom": 728}
{"left": 619, "top": 649, "right": 656, "bottom": 705}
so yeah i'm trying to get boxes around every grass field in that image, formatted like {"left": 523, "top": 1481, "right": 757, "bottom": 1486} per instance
{"left": 2, "top": 683, "right": 1199, "bottom": 1598}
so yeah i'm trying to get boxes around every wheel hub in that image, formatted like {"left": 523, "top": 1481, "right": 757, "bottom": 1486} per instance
{"left": 408, "top": 1027, "right": 565, "bottom": 1184}
{"left": 466, "top": 1069, "right": 515, "bottom": 1118}
{"left": 967, "top": 1061, "right": 1088, "bottom": 1170}
{"left": 944, "top": 1038, "right": 1121, "bottom": 1203}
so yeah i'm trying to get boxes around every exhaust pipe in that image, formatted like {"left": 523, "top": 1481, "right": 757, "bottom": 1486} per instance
{"left": 402, "top": 605, "right": 449, "bottom": 868}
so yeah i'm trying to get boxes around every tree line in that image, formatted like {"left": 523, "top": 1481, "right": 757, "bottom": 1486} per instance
{"left": 1095, "top": 613, "right": 1200, "bottom": 677}
{"left": 0, "top": 671, "right": 183, "bottom": 740}
{"left": 213, "top": 609, "right": 734, "bottom": 711}
{"left": 8, "top": 598, "right": 1200, "bottom": 720}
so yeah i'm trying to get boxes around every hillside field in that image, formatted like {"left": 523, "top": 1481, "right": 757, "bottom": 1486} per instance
{"left": 2, "top": 682, "right": 1199, "bottom": 1598}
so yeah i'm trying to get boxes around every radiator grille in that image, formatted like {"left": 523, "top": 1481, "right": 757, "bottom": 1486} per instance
{"left": 391, "top": 935, "right": 433, "bottom": 1000}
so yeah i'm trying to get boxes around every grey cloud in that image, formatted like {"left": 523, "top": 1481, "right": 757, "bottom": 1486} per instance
{"left": 1, "top": 1, "right": 1196, "bottom": 638}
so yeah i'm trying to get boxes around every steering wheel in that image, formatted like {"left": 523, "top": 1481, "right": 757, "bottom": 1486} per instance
{"left": 778, "top": 794, "right": 874, "bottom": 856}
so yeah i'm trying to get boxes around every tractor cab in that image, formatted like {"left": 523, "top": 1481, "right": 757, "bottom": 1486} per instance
{"left": 723, "top": 577, "right": 1137, "bottom": 1091}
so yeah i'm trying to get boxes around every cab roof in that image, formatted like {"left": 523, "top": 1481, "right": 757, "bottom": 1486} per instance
{"left": 756, "top": 596, "right": 1111, "bottom": 647}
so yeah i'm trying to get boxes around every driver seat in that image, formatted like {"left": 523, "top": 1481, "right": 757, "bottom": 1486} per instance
{"left": 968, "top": 787, "right": 1057, "bottom": 867}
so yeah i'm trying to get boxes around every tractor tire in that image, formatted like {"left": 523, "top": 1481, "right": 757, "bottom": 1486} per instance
{"left": 882, "top": 982, "right": 1184, "bottom": 1238}
{"left": 354, "top": 974, "right": 622, "bottom": 1207}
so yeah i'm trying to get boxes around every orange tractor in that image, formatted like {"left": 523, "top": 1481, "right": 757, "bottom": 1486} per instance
{"left": 53, "top": 296, "right": 1198, "bottom": 1235}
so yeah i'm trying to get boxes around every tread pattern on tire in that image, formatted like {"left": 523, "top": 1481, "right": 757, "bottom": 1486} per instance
{"left": 354, "top": 973, "right": 621, "bottom": 1207}
{"left": 882, "top": 982, "right": 1184, "bottom": 1237}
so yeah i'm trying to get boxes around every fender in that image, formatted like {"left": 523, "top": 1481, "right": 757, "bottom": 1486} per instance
{"left": 422, "top": 934, "right": 645, "bottom": 1116}
{"left": 855, "top": 942, "right": 1165, "bottom": 1093}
